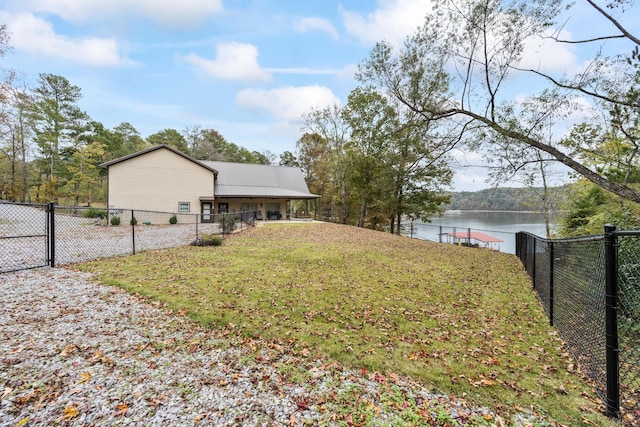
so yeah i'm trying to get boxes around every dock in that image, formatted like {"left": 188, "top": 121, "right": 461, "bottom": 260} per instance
{"left": 443, "top": 230, "right": 503, "bottom": 250}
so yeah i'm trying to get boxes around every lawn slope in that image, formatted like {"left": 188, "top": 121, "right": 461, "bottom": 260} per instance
{"left": 78, "top": 222, "right": 611, "bottom": 425}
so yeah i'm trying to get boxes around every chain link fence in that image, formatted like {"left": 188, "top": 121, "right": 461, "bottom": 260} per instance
{"left": 0, "top": 202, "right": 50, "bottom": 273}
{"left": 516, "top": 228, "right": 640, "bottom": 423}
{"left": 616, "top": 232, "right": 640, "bottom": 419}
{"left": 1, "top": 202, "right": 256, "bottom": 271}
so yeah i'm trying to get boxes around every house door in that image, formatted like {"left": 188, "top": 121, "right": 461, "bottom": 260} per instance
{"left": 201, "top": 202, "right": 213, "bottom": 223}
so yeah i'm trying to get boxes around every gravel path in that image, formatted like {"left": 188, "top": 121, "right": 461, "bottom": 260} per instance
{"left": 0, "top": 268, "right": 551, "bottom": 426}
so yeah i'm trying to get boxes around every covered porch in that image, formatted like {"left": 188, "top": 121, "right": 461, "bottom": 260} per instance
{"left": 198, "top": 197, "right": 316, "bottom": 223}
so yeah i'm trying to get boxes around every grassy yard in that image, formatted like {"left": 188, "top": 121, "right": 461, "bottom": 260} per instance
{"left": 76, "top": 222, "right": 613, "bottom": 425}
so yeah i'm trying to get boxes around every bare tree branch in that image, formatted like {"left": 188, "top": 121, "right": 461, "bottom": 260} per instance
{"left": 513, "top": 67, "right": 640, "bottom": 108}
{"left": 586, "top": 0, "right": 640, "bottom": 46}
{"left": 547, "top": 34, "right": 626, "bottom": 43}
{"left": 433, "top": 106, "right": 640, "bottom": 203}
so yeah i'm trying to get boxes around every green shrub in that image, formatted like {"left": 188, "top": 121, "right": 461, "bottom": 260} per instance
{"left": 83, "top": 208, "right": 107, "bottom": 219}
{"left": 191, "top": 233, "right": 223, "bottom": 246}
{"left": 169, "top": 214, "right": 178, "bottom": 224}
{"left": 130, "top": 216, "right": 137, "bottom": 226}
{"left": 110, "top": 216, "right": 121, "bottom": 226}
{"left": 220, "top": 214, "right": 237, "bottom": 235}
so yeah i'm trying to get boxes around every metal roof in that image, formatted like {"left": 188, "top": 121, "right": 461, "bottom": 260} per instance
{"left": 201, "top": 161, "right": 318, "bottom": 199}
{"left": 445, "top": 231, "right": 504, "bottom": 243}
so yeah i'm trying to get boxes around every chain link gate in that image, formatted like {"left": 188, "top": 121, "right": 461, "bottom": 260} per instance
{"left": 2, "top": 201, "right": 258, "bottom": 274}
{"left": 0, "top": 202, "right": 51, "bottom": 273}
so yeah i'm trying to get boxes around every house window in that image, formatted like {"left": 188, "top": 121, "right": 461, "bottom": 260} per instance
{"left": 241, "top": 203, "right": 257, "bottom": 212}
{"left": 266, "top": 203, "right": 281, "bottom": 220}
{"left": 178, "top": 202, "right": 190, "bottom": 212}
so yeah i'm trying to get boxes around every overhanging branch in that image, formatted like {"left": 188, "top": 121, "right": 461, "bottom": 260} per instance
{"left": 430, "top": 107, "right": 640, "bottom": 203}
{"left": 586, "top": 0, "right": 640, "bottom": 46}
{"left": 513, "top": 67, "right": 640, "bottom": 108}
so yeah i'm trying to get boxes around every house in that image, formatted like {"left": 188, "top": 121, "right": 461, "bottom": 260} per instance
{"left": 100, "top": 144, "right": 317, "bottom": 222}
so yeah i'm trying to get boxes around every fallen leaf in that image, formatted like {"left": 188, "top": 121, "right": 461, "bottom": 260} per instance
{"left": 60, "top": 344, "right": 77, "bottom": 357}
{"left": 63, "top": 405, "right": 79, "bottom": 419}
{"left": 296, "top": 398, "right": 309, "bottom": 410}
{"left": 77, "top": 371, "right": 91, "bottom": 384}
{"left": 11, "top": 345, "right": 28, "bottom": 353}
{"left": 115, "top": 402, "right": 129, "bottom": 416}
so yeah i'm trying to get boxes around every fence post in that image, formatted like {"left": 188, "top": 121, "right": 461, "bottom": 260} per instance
{"left": 549, "top": 240, "right": 554, "bottom": 327}
{"left": 47, "top": 202, "right": 55, "bottom": 267}
{"left": 196, "top": 214, "right": 199, "bottom": 242}
{"left": 604, "top": 224, "right": 620, "bottom": 419}
{"left": 131, "top": 210, "right": 136, "bottom": 255}
{"left": 532, "top": 238, "right": 537, "bottom": 290}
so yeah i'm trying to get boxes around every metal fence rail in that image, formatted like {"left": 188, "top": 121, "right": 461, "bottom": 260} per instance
{"left": 516, "top": 226, "right": 640, "bottom": 422}
{"left": 1, "top": 202, "right": 256, "bottom": 271}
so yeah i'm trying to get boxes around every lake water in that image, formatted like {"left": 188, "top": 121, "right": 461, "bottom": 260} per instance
{"left": 409, "top": 211, "right": 552, "bottom": 254}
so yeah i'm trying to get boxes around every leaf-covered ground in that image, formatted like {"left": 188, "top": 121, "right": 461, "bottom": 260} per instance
{"left": 77, "top": 222, "right": 615, "bottom": 425}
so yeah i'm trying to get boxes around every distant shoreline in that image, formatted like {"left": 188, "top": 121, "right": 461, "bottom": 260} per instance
{"left": 443, "top": 209, "right": 549, "bottom": 214}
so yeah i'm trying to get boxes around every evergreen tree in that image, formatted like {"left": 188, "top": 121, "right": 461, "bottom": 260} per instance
{"left": 30, "top": 73, "right": 89, "bottom": 203}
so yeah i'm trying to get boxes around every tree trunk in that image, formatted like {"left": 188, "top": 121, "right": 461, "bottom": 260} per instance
{"left": 358, "top": 196, "right": 367, "bottom": 227}
{"left": 395, "top": 185, "right": 404, "bottom": 235}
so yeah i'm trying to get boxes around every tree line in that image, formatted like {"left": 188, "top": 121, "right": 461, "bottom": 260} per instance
{"left": 446, "top": 187, "right": 569, "bottom": 212}
{"left": 295, "top": 87, "right": 454, "bottom": 232}
{"left": 0, "top": 70, "right": 283, "bottom": 205}
{"left": 3, "top": 0, "right": 640, "bottom": 237}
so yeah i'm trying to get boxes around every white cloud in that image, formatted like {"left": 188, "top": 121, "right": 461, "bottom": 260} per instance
{"left": 9, "top": 0, "right": 223, "bottom": 27}
{"left": 337, "top": 63, "right": 359, "bottom": 80}
{"left": 451, "top": 169, "right": 492, "bottom": 192}
{"left": 340, "top": 0, "right": 431, "bottom": 46}
{"left": 294, "top": 17, "right": 339, "bottom": 40}
{"left": 265, "top": 67, "right": 345, "bottom": 75}
{"left": 518, "top": 29, "right": 578, "bottom": 74}
{"left": 448, "top": 149, "right": 493, "bottom": 191}
{"left": 3, "top": 12, "right": 129, "bottom": 66}
{"left": 182, "top": 42, "right": 272, "bottom": 83}
{"left": 235, "top": 85, "right": 340, "bottom": 121}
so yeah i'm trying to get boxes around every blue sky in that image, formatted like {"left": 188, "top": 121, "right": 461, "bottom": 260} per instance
{"left": 0, "top": 0, "right": 636, "bottom": 191}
